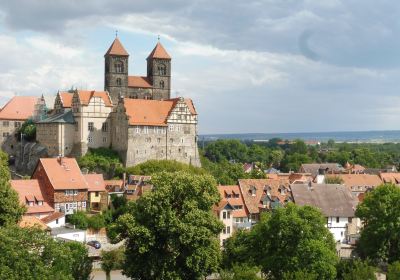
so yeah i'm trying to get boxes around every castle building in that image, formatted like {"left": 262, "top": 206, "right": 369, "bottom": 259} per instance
{"left": 104, "top": 37, "right": 171, "bottom": 104}
{"left": 36, "top": 38, "right": 200, "bottom": 167}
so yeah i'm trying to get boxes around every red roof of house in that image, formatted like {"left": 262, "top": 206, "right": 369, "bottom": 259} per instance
{"left": 0, "top": 96, "right": 38, "bottom": 120}
{"left": 41, "top": 211, "right": 65, "bottom": 224}
{"left": 218, "top": 185, "right": 248, "bottom": 218}
{"left": 10, "top": 180, "right": 54, "bottom": 215}
{"left": 59, "top": 92, "right": 73, "bottom": 108}
{"left": 84, "top": 174, "right": 106, "bottom": 192}
{"left": 105, "top": 37, "right": 129, "bottom": 56}
{"left": 147, "top": 42, "right": 171, "bottom": 60}
{"left": 19, "top": 216, "right": 49, "bottom": 230}
{"left": 76, "top": 90, "right": 113, "bottom": 107}
{"left": 35, "top": 158, "right": 88, "bottom": 190}
{"left": 128, "top": 76, "right": 153, "bottom": 88}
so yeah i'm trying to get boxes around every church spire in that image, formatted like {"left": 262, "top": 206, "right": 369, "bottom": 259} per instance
{"left": 147, "top": 41, "right": 171, "bottom": 60}
{"left": 105, "top": 37, "right": 129, "bottom": 57}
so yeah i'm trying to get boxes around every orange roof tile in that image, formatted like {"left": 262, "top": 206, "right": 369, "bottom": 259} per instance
{"left": 76, "top": 90, "right": 113, "bottom": 107}
{"left": 35, "top": 158, "right": 88, "bottom": 190}
{"left": 41, "top": 212, "right": 65, "bottom": 224}
{"left": 10, "top": 180, "right": 54, "bottom": 215}
{"left": 0, "top": 96, "right": 38, "bottom": 120}
{"left": 218, "top": 185, "right": 248, "bottom": 218}
{"left": 123, "top": 98, "right": 175, "bottom": 126}
{"left": 105, "top": 37, "right": 129, "bottom": 56}
{"left": 328, "top": 174, "right": 382, "bottom": 188}
{"left": 379, "top": 172, "right": 400, "bottom": 184}
{"left": 59, "top": 92, "right": 73, "bottom": 108}
{"left": 147, "top": 42, "right": 171, "bottom": 60}
{"left": 19, "top": 216, "right": 49, "bottom": 230}
{"left": 84, "top": 174, "right": 106, "bottom": 192}
{"left": 128, "top": 76, "right": 153, "bottom": 88}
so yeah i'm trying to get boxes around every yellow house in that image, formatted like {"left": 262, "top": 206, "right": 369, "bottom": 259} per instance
{"left": 84, "top": 174, "right": 106, "bottom": 211}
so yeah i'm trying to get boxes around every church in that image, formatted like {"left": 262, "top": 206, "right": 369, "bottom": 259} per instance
{"left": 35, "top": 37, "right": 201, "bottom": 167}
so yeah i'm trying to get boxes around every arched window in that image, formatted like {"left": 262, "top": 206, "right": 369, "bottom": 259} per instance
{"left": 160, "top": 80, "right": 165, "bottom": 89}
{"left": 158, "top": 64, "right": 166, "bottom": 75}
{"left": 116, "top": 78, "right": 122, "bottom": 86}
{"left": 115, "top": 61, "right": 124, "bottom": 73}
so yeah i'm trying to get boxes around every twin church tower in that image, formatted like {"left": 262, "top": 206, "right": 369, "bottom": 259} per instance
{"left": 104, "top": 37, "right": 171, "bottom": 104}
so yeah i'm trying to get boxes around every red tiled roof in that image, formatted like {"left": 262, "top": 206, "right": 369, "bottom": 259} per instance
{"left": 36, "top": 158, "right": 88, "bottom": 190}
{"left": 218, "top": 185, "right": 248, "bottom": 218}
{"left": 0, "top": 96, "right": 38, "bottom": 120}
{"left": 84, "top": 174, "right": 106, "bottom": 192}
{"left": 19, "top": 216, "right": 49, "bottom": 230}
{"left": 76, "top": 90, "right": 113, "bottom": 107}
{"left": 379, "top": 173, "right": 400, "bottom": 184}
{"left": 59, "top": 92, "right": 73, "bottom": 108}
{"left": 128, "top": 76, "right": 153, "bottom": 88}
{"left": 147, "top": 42, "right": 171, "bottom": 60}
{"left": 41, "top": 211, "right": 65, "bottom": 224}
{"left": 10, "top": 180, "right": 53, "bottom": 215}
{"left": 328, "top": 174, "right": 382, "bottom": 189}
{"left": 105, "top": 37, "right": 129, "bottom": 56}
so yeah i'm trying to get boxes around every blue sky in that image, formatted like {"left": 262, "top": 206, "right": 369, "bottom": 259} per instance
{"left": 0, "top": 0, "right": 400, "bottom": 134}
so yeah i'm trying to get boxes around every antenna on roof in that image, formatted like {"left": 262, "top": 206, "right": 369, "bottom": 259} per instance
{"left": 157, "top": 34, "right": 160, "bottom": 41}
{"left": 115, "top": 30, "right": 118, "bottom": 38}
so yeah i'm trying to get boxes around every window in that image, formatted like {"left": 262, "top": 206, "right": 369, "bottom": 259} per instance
{"left": 56, "top": 219, "right": 59, "bottom": 224}
{"left": 223, "top": 211, "right": 227, "bottom": 219}
{"left": 116, "top": 78, "right": 122, "bottom": 86}
{"left": 157, "top": 138, "right": 161, "bottom": 143}
{"left": 88, "top": 136, "right": 93, "bottom": 143}
{"left": 115, "top": 62, "right": 124, "bottom": 73}
{"left": 170, "top": 138, "right": 173, "bottom": 143}
{"left": 348, "top": 217, "right": 353, "bottom": 223}
{"left": 102, "top": 122, "right": 108, "bottom": 132}
{"left": 103, "top": 137, "right": 107, "bottom": 143}
{"left": 222, "top": 227, "right": 226, "bottom": 234}
{"left": 95, "top": 192, "right": 99, "bottom": 197}
{"left": 82, "top": 201, "right": 86, "bottom": 208}
{"left": 88, "top": 122, "right": 94, "bottom": 131}
{"left": 135, "top": 126, "right": 140, "bottom": 133}
{"left": 227, "top": 211, "right": 231, "bottom": 219}
{"left": 14, "top": 122, "right": 21, "bottom": 128}
{"left": 143, "top": 126, "right": 148, "bottom": 134}
{"left": 227, "top": 226, "right": 231, "bottom": 234}
{"left": 169, "top": 124, "right": 174, "bottom": 131}
{"left": 160, "top": 80, "right": 165, "bottom": 89}
{"left": 336, "top": 217, "right": 340, "bottom": 223}
{"left": 3, "top": 121, "right": 9, "bottom": 127}
{"left": 2, "top": 132, "right": 9, "bottom": 138}
{"left": 158, "top": 64, "right": 166, "bottom": 75}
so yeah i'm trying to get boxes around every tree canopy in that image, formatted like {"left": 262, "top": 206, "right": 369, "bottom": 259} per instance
{"left": 113, "top": 171, "right": 223, "bottom": 280}
{"left": 356, "top": 183, "right": 400, "bottom": 264}
{"left": 223, "top": 204, "right": 338, "bottom": 280}
{"left": 0, "top": 226, "right": 91, "bottom": 280}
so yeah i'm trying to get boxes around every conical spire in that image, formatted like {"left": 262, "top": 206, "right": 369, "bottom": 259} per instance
{"left": 105, "top": 37, "right": 129, "bottom": 57}
{"left": 147, "top": 42, "right": 171, "bottom": 60}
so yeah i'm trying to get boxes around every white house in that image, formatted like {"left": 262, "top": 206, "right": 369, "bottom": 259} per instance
{"left": 51, "top": 227, "right": 86, "bottom": 243}
{"left": 214, "top": 200, "right": 234, "bottom": 246}
{"left": 41, "top": 212, "right": 66, "bottom": 229}
{"left": 291, "top": 183, "right": 358, "bottom": 243}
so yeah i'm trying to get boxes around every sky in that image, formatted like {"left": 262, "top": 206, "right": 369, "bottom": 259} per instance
{"left": 0, "top": 0, "right": 400, "bottom": 134}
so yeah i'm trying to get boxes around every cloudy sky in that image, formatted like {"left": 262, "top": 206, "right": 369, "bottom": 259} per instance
{"left": 0, "top": 0, "right": 399, "bottom": 134}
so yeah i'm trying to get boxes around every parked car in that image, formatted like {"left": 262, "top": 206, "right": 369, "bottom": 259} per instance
{"left": 87, "top": 240, "right": 101, "bottom": 249}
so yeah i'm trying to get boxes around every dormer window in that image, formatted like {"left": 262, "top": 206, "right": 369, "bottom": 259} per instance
{"left": 264, "top": 185, "right": 272, "bottom": 196}
{"left": 249, "top": 186, "right": 257, "bottom": 196}
{"left": 279, "top": 185, "right": 286, "bottom": 195}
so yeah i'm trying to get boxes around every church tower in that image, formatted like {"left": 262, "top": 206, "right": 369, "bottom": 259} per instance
{"left": 146, "top": 41, "right": 171, "bottom": 100}
{"left": 104, "top": 37, "right": 129, "bottom": 105}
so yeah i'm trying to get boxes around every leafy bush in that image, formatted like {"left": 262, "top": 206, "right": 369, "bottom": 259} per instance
{"left": 18, "top": 119, "right": 36, "bottom": 141}
{"left": 87, "top": 214, "right": 106, "bottom": 231}
{"left": 388, "top": 261, "right": 400, "bottom": 280}
{"left": 67, "top": 211, "right": 88, "bottom": 229}
{"left": 125, "top": 159, "right": 207, "bottom": 175}
{"left": 78, "top": 148, "right": 123, "bottom": 177}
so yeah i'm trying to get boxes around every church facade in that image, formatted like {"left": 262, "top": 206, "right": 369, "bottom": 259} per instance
{"left": 36, "top": 38, "right": 201, "bottom": 167}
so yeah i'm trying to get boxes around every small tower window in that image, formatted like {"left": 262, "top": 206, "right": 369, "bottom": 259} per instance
{"left": 116, "top": 78, "right": 122, "bottom": 86}
{"left": 115, "top": 62, "right": 124, "bottom": 73}
{"left": 158, "top": 64, "right": 166, "bottom": 75}
{"left": 160, "top": 80, "right": 165, "bottom": 89}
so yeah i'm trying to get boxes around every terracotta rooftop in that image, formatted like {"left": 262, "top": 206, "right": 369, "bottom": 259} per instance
{"left": 0, "top": 96, "right": 38, "bottom": 120}
{"left": 76, "top": 90, "right": 113, "bottom": 107}
{"left": 19, "top": 216, "right": 49, "bottom": 230}
{"left": 59, "top": 92, "right": 73, "bottom": 108}
{"left": 84, "top": 174, "right": 106, "bottom": 192}
{"left": 41, "top": 211, "right": 65, "bottom": 224}
{"left": 218, "top": 185, "right": 248, "bottom": 218}
{"left": 35, "top": 158, "right": 88, "bottom": 190}
{"left": 239, "top": 178, "right": 292, "bottom": 214}
{"left": 105, "top": 37, "right": 129, "bottom": 56}
{"left": 292, "top": 184, "right": 357, "bottom": 217}
{"left": 128, "top": 76, "right": 153, "bottom": 88}
{"left": 379, "top": 172, "right": 400, "bottom": 184}
{"left": 147, "top": 42, "right": 171, "bottom": 60}
{"left": 327, "top": 174, "right": 382, "bottom": 190}
{"left": 10, "top": 179, "right": 53, "bottom": 215}
{"left": 105, "top": 180, "right": 124, "bottom": 193}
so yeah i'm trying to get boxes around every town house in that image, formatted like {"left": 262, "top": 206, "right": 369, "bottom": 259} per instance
{"left": 32, "top": 157, "right": 88, "bottom": 214}
{"left": 218, "top": 185, "right": 250, "bottom": 229}
{"left": 213, "top": 200, "right": 234, "bottom": 246}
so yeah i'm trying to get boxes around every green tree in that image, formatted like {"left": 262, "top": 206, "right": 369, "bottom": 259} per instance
{"left": 288, "top": 139, "right": 308, "bottom": 155}
{"left": 88, "top": 214, "right": 106, "bottom": 231}
{"left": 78, "top": 148, "right": 123, "bottom": 177}
{"left": 65, "top": 242, "right": 93, "bottom": 280}
{"left": 387, "top": 261, "right": 400, "bottom": 280}
{"left": 251, "top": 204, "right": 337, "bottom": 279}
{"left": 222, "top": 229, "right": 255, "bottom": 269}
{"left": 18, "top": 119, "right": 36, "bottom": 141}
{"left": 282, "top": 270, "right": 318, "bottom": 280}
{"left": 204, "top": 139, "right": 249, "bottom": 162}
{"left": 114, "top": 171, "right": 223, "bottom": 280}
{"left": 220, "top": 264, "right": 263, "bottom": 280}
{"left": 269, "top": 149, "right": 284, "bottom": 168}
{"left": 101, "top": 247, "right": 124, "bottom": 280}
{"left": 0, "top": 226, "right": 91, "bottom": 280}
{"left": 0, "top": 152, "right": 26, "bottom": 226}
{"left": 356, "top": 184, "right": 400, "bottom": 263}
{"left": 340, "top": 260, "right": 376, "bottom": 280}
{"left": 126, "top": 159, "right": 206, "bottom": 176}
{"left": 68, "top": 211, "right": 88, "bottom": 229}
{"left": 281, "top": 153, "right": 312, "bottom": 172}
